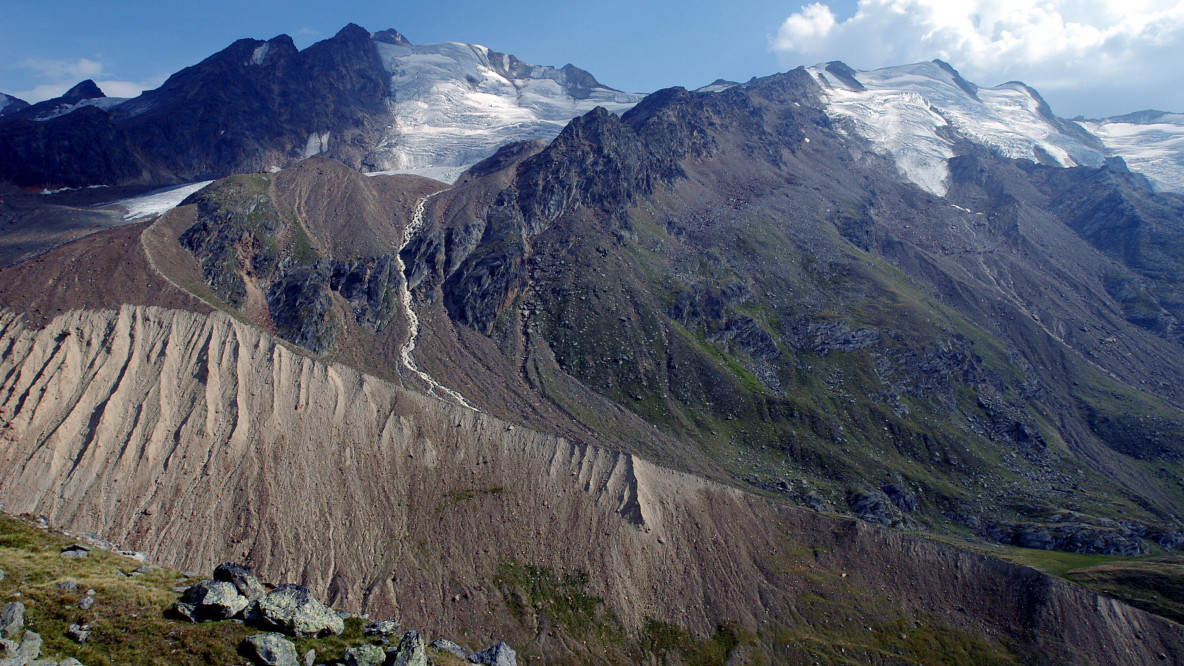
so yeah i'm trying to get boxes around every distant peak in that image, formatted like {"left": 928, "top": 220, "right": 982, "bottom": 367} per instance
{"left": 372, "top": 28, "right": 411, "bottom": 46}
{"left": 62, "top": 80, "right": 105, "bottom": 103}
{"left": 333, "top": 23, "right": 371, "bottom": 42}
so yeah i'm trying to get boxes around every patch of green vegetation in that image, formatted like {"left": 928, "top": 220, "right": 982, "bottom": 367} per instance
{"left": 0, "top": 514, "right": 382, "bottom": 665}
{"left": 639, "top": 619, "right": 756, "bottom": 665}
{"left": 435, "top": 486, "right": 506, "bottom": 514}
{"left": 494, "top": 562, "right": 608, "bottom": 636}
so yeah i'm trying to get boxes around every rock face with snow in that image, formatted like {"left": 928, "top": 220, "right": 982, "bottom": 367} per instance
{"left": 362, "top": 34, "right": 641, "bottom": 181}
{"left": 1078, "top": 111, "right": 1184, "bottom": 193}
{"left": 806, "top": 60, "right": 1184, "bottom": 195}
{"left": 0, "top": 93, "right": 29, "bottom": 117}
{"left": 0, "top": 24, "right": 639, "bottom": 190}
{"left": 807, "top": 60, "right": 1107, "bottom": 196}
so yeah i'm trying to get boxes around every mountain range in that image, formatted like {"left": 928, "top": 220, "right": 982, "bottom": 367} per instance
{"left": 2, "top": 22, "right": 1184, "bottom": 664}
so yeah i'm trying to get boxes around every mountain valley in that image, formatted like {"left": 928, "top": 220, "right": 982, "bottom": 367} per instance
{"left": 2, "top": 22, "right": 1184, "bottom": 664}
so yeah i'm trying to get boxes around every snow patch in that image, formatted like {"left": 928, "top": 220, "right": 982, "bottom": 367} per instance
{"left": 32, "top": 97, "right": 128, "bottom": 122}
{"left": 303, "top": 131, "right": 331, "bottom": 158}
{"left": 251, "top": 43, "right": 270, "bottom": 66}
{"left": 109, "top": 180, "right": 214, "bottom": 220}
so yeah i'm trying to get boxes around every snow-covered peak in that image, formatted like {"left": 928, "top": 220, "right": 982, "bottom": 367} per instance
{"left": 808, "top": 60, "right": 1106, "bottom": 196}
{"left": 1078, "top": 112, "right": 1184, "bottom": 193}
{"left": 364, "top": 37, "right": 643, "bottom": 181}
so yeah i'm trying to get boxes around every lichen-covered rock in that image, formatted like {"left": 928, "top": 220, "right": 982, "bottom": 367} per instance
{"left": 342, "top": 643, "right": 385, "bottom": 666}
{"left": 468, "top": 641, "right": 517, "bottom": 666}
{"left": 0, "top": 602, "right": 24, "bottom": 639}
{"left": 179, "top": 580, "right": 249, "bottom": 621}
{"left": 214, "top": 562, "right": 267, "bottom": 602}
{"left": 249, "top": 585, "right": 343, "bottom": 637}
{"left": 362, "top": 619, "right": 400, "bottom": 637}
{"left": 241, "top": 632, "right": 299, "bottom": 666}
{"left": 387, "top": 630, "right": 426, "bottom": 666}
{"left": 429, "top": 638, "right": 468, "bottom": 659}
{"left": 66, "top": 623, "right": 89, "bottom": 644}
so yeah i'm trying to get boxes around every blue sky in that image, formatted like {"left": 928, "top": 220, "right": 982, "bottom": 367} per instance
{"left": 2, "top": 1, "right": 1181, "bottom": 118}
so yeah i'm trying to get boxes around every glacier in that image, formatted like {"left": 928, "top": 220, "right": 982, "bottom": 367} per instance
{"left": 807, "top": 61, "right": 1107, "bottom": 196}
{"left": 364, "top": 37, "right": 643, "bottom": 182}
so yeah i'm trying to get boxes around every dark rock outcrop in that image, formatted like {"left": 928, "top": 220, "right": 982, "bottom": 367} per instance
{"left": 177, "top": 580, "right": 249, "bottom": 621}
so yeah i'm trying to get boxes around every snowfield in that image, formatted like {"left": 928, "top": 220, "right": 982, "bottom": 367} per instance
{"left": 110, "top": 181, "right": 213, "bottom": 220}
{"left": 1079, "top": 114, "right": 1184, "bottom": 193}
{"left": 366, "top": 40, "right": 643, "bottom": 182}
{"left": 808, "top": 62, "right": 1107, "bottom": 196}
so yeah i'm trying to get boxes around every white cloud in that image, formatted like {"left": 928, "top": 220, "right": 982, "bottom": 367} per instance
{"left": 20, "top": 57, "right": 105, "bottom": 81}
{"left": 771, "top": 0, "right": 1184, "bottom": 117}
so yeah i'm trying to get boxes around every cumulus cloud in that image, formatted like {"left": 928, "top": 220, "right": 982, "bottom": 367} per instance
{"left": 20, "top": 57, "right": 105, "bottom": 81}
{"left": 770, "top": 0, "right": 1184, "bottom": 117}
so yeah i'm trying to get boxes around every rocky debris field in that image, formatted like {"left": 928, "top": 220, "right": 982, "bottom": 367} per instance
{"left": 176, "top": 562, "right": 517, "bottom": 665}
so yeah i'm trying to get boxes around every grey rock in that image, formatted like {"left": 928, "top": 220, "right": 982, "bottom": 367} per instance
{"left": 343, "top": 643, "right": 385, "bottom": 666}
{"left": 468, "top": 641, "right": 517, "bottom": 666}
{"left": 174, "top": 602, "right": 198, "bottom": 623}
{"left": 848, "top": 489, "right": 906, "bottom": 528}
{"left": 57, "top": 581, "right": 78, "bottom": 593}
{"left": 59, "top": 545, "right": 89, "bottom": 559}
{"left": 67, "top": 623, "right": 89, "bottom": 644}
{"left": 430, "top": 638, "right": 469, "bottom": 659}
{"left": 179, "top": 580, "right": 249, "bottom": 621}
{"left": 78, "top": 596, "right": 94, "bottom": 612}
{"left": 802, "top": 491, "right": 830, "bottom": 512}
{"left": 362, "top": 619, "right": 401, "bottom": 637}
{"left": 302, "top": 649, "right": 315, "bottom": 666}
{"left": 249, "top": 584, "right": 343, "bottom": 637}
{"left": 880, "top": 483, "right": 918, "bottom": 513}
{"left": 0, "top": 603, "right": 24, "bottom": 640}
{"left": 0, "top": 638, "right": 17, "bottom": 656}
{"left": 17, "top": 631, "right": 41, "bottom": 662}
{"left": 241, "top": 632, "right": 299, "bottom": 666}
{"left": 0, "top": 569, "right": 5, "bottom": 581}
{"left": 387, "top": 630, "right": 426, "bottom": 666}
{"left": 61, "top": 659, "right": 85, "bottom": 666}
{"left": 214, "top": 562, "right": 267, "bottom": 602}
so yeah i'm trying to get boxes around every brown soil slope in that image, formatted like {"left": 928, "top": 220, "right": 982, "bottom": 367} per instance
{"left": 0, "top": 305, "right": 1180, "bottom": 664}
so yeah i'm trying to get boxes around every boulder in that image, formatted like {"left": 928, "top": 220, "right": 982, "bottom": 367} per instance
{"left": 362, "top": 620, "right": 400, "bottom": 637}
{"left": 880, "top": 483, "right": 918, "bottom": 512}
{"left": 214, "top": 562, "right": 267, "bottom": 602}
{"left": 241, "top": 633, "right": 299, "bottom": 666}
{"left": 0, "top": 602, "right": 24, "bottom": 639}
{"left": 67, "top": 623, "right": 89, "bottom": 644}
{"left": 61, "top": 659, "right": 85, "bottom": 666}
{"left": 249, "top": 585, "right": 343, "bottom": 637}
{"left": 386, "top": 630, "right": 426, "bottom": 666}
{"left": 429, "top": 638, "right": 468, "bottom": 659}
{"left": 468, "top": 641, "right": 517, "bottom": 666}
{"left": 59, "top": 545, "right": 89, "bottom": 559}
{"left": 342, "top": 643, "right": 385, "bottom": 666}
{"left": 178, "top": 580, "right": 249, "bottom": 621}
{"left": 78, "top": 596, "right": 95, "bottom": 611}
{"left": 15, "top": 630, "right": 41, "bottom": 662}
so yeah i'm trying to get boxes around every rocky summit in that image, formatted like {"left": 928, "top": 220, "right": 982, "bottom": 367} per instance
{"left": 2, "top": 19, "right": 1184, "bottom": 666}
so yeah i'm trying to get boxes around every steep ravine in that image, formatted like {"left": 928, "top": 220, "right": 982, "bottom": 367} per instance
{"left": 0, "top": 305, "right": 1181, "bottom": 663}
